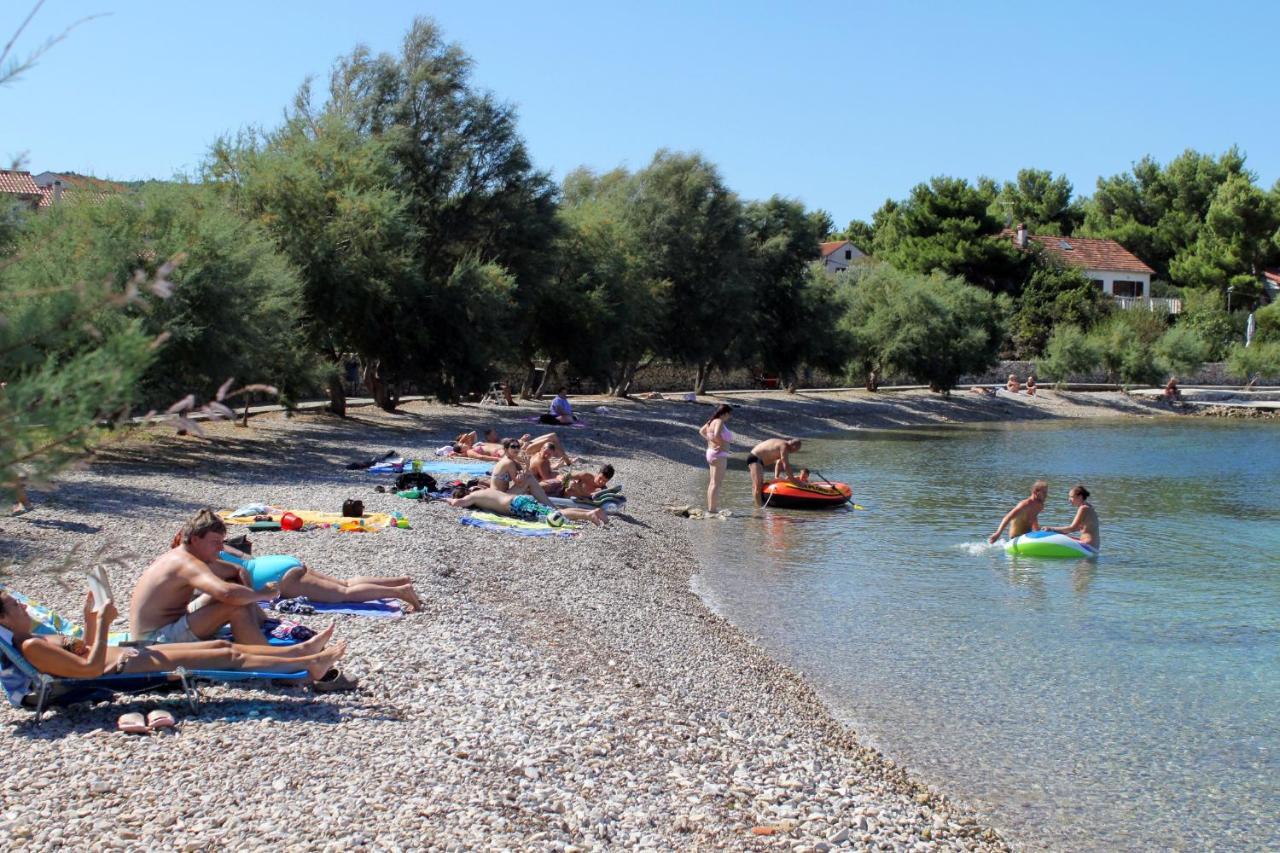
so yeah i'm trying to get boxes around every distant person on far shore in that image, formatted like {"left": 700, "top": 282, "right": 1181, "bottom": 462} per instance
{"left": 540, "top": 388, "right": 576, "bottom": 425}
{"left": 698, "top": 404, "right": 734, "bottom": 514}
{"left": 1163, "top": 377, "right": 1182, "bottom": 405}
{"left": 1006, "top": 374, "right": 1021, "bottom": 393}
{"left": 988, "top": 480, "right": 1048, "bottom": 544}
{"left": 1026, "top": 375, "right": 1038, "bottom": 396}
{"left": 1044, "top": 485, "right": 1100, "bottom": 551}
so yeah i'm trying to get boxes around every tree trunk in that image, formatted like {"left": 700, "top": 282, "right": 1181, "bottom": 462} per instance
{"left": 611, "top": 361, "right": 636, "bottom": 397}
{"left": 326, "top": 369, "right": 347, "bottom": 417}
{"left": 784, "top": 371, "right": 799, "bottom": 394}
{"left": 520, "top": 360, "right": 540, "bottom": 400}
{"left": 865, "top": 368, "right": 879, "bottom": 392}
{"left": 533, "top": 360, "right": 556, "bottom": 399}
{"left": 693, "top": 361, "right": 711, "bottom": 397}
{"left": 363, "top": 360, "right": 395, "bottom": 412}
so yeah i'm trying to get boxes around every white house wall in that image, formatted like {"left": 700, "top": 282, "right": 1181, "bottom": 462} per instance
{"left": 1087, "top": 269, "right": 1151, "bottom": 297}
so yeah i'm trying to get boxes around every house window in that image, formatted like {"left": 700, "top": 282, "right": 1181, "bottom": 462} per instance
{"left": 844, "top": 249, "right": 852, "bottom": 260}
{"left": 1112, "top": 280, "right": 1143, "bottom": 298}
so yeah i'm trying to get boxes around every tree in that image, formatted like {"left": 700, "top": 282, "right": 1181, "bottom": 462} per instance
{"left": 1081, "top": 148, "right": 1252, "bottom": 282}
{"left": 1225, "top": 342, "right": 1280, "bottom": 383}
{"left": 626, "top": 151, "right": 749, "bottom": 395}
{"left": 548, "top": 167, "right": 668, "bottom": 397}
{"left": 1168, "top": 173, "right": 1280, "bottom": 297}
{"left": 316, "top": 17, "right": 560, "bottom": 404}
{"left": 1177, "top": 288, "right": 1235, "bottom": 359}
{"left": 1253, "top": 301, "right": 1280, "bottom": 344}
{"left": 840, "top": 218, "right": 876, "bottom": 251}
{"left": 1037, "top": 325, "right": 1101, "bottom": 382}
{"left": 990, "top": 168, "right": 1082, "bottom": 236}
{"left": 1153, "top": 325, "right": 1210, "bottom": 377}
{"left": 871, "top": 176, "right": 1026, "bottom": 294}
{"left": 1086, "top": 312, "right": 1168, "bottom": 385}
{"left": 208, "top": 111, "right": 419, "bottom": 415}
{"left": 838, "top": 264, "right": 1004, "bottom": 394}
{"left": 1009, "top": 259, "right": 1111, "bottom": 357}
{"left": 741, "top": 197, "right": 835, "bottom": 390}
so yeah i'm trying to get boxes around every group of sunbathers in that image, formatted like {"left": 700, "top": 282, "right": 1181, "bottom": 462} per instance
{"left": 3, "top": 509, "right": 428, "bottom": 688}
{"left": 446, "top": 426, "right": 615, "bottom": 527}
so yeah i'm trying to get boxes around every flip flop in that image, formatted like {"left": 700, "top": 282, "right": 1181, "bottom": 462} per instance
{"left": 145, "top": 709, "right": 176, "bottom": 730}
{"left": 117, "top": 712, "right": 148, "bottom": 734}
{"left": 311, "top": 668, "right": 360, "bottom": 693}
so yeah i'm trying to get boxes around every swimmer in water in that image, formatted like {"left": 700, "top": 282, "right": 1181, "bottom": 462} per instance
{"left": 988, "top": 480, "right": 1048, "bottom": 544}
{"left": 1044, "top": 485, "right": 1099, "bottom": 551}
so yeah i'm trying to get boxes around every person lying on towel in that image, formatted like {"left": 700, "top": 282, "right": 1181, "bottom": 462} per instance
{"left": 212, "top": 540, "right": 422, "bottom": 612}
{"left": 2, "top": 588, "right": 346, "bottom": 681}
{"left": 447, "top": 487, "right": 607, "bottom": 527}
{"left": 542, "top": 464, "right": 615, "bottom": 499}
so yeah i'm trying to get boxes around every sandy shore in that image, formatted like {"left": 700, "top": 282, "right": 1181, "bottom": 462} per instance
{"left": 0, "top": 388, "right": 1164, "bottom": 850}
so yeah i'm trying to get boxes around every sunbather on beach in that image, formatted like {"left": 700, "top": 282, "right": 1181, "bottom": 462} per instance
{"left": 212, "top": 541, "right": 422, "bottom": 612}
{"left": 447, "top": 487, "right": 607, "bottom": 527}
{"left": 455, "top": 428, "right": 500, "bottom": 448}
{"left": 550, "top": 464, "right": 616, "bottom": 500}
{"left": 488, "top": 439, "right": 555, "bottom": 502}
{"left": 130, "top": 509, "right": 282, "bottom": 646}
{"left": 1, "top": 591, "right": 345, "bottom": 681}
{"left": 988, "top": 480, "right": 1048, "bottom": 543}
{"left": 520, "top": 432, "right": 573, "bottom": 467}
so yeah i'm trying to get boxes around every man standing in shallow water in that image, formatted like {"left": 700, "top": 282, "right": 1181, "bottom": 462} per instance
{"left": 988, "top": 480, "right": 1048, "bottom": 544}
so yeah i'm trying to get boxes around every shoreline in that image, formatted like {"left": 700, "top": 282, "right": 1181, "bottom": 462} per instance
{"left": 0, "top": 388, "right": 1171, "bottom": 849}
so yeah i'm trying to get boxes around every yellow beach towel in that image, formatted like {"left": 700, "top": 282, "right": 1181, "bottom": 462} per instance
{"left": 218, "top": 508, "right": 396, "bottom": 531}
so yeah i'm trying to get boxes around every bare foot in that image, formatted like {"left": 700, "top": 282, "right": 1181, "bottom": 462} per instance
{"left": 399, "top": 588, "right": 424, "bottom": 612}
{"left": 291, "top": 624, "right": 335, "bottom": 656}
{"left": 305, "top": 641, "right": 347, "bottom": 680}
{"left": 589, "top": 509, "right": 607, "bottom": 527}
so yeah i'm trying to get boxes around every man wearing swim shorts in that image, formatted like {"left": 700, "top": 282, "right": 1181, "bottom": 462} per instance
{"left": 447, "top": 487, "right": 607, "bottom": 527}
{"left": 129, "top": 509, "right": 281, "bottom": 645}
{"left": 746, "top": 437, "right": 802, "bottom": 503}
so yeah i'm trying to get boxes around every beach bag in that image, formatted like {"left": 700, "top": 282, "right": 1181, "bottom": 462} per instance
{"left": 394, "top": 472, "right": 438, "bottom": 493}
{"left": 342, "top": 498, "right": 364, "bottom": 518}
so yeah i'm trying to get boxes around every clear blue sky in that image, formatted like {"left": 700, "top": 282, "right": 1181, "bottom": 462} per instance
{"left": 4, "top": 1, "right": 1277, "bottom": 225}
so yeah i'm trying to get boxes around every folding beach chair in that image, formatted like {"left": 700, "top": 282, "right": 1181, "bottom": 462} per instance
{"left": 0, "top": 632, "right": 308, "bottom": 723}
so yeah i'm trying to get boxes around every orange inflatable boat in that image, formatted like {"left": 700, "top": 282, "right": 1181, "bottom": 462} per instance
{"left": 760, "top": 479, "right": 853, "bottom": 509}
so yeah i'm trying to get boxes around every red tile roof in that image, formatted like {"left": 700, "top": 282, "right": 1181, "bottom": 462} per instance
{"left": 1001, "top": 229, "right": 1154, "bottom": 275}
{"left": 0, "top": 169, "right": 41, "bottom": 196}
{"left": 39, "top": 171, "right": 127, "bottom": 193}
{"left": 1264, "top": 269, "right": 1280, "bottom": 287}
{"left": 820, "top": 240, "right": 852, "bottom": 258}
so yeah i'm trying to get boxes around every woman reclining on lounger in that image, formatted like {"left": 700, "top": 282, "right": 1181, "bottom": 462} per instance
{"left": 0, "top": 590, "right": 346, "bottom": 681}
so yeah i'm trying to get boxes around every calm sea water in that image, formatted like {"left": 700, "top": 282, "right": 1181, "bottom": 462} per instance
{"left": 688, "top": 419, "right": 1280, "bottom": 851}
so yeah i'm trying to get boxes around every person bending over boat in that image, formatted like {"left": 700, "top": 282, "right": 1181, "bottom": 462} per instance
{"left": 988, "top": 480, "right": 1048, "bottom": 544}
{"left": 1, "top": 590, "right": 346, "bottom": 682}
{"left": 746, "top": 437, "right": 802, "bottom": 503}
{"left": 447, "top": 487, "right": 606, "bottom": 527}
{"left": 1044, "top": 485, "right": 1099, "bottom": 550}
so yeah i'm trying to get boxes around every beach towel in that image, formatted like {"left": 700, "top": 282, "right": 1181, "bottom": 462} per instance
{"left": 523, "top": 416, "right": 587, "bottom": 428}
{"left": 261, "top": 598, "right": 403, "bottom": 619}
{"left": 368, "top": 459, "right": 493, "bottom": 476}
{"left": 459, "top": 512, "right": 577, "bottom": 538}
{"left": 219, "top": 507, "right": 396, "bottom": 531}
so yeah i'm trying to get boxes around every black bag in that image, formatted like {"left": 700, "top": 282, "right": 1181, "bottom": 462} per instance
{"left": 342, "top": 498, "right": 365, "bottom": 518}
{"left": 225, "top": 534, "right": 253, "bottom": 555}
{"left": 394, "top": 472, "right": 438, "bottom": 493}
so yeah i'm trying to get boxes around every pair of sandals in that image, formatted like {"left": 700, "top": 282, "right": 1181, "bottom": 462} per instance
{"left": 117, "top": 709, "right": 176, "bottom": 734}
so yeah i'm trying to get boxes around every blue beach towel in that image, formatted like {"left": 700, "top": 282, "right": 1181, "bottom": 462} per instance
{"left": 260, "top": 598, "right": 403, "bottom": 618}
{"left": 367, "top": 459, "right": 493, "bottom": 476}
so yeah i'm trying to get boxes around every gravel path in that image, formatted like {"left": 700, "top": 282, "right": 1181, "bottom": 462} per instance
{"left": 0, "top": 389, "right": 1158, "bottom": 850}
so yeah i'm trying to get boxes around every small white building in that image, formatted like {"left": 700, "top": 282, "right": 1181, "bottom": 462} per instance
{"left": 1006, "top": 224, "right": 1175, "bottom": 312}
{"left": 818, "top": 239, "right": 865, "bottom": 273}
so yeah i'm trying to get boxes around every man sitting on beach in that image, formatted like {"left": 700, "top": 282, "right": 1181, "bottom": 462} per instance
{"left": 543, "top": 464, "right": 616, "bottom": 499}
{"left": 129, "top": 509, "right": 281, "bottom": 645}
{"left": 988, "top": 480, "right": 1048, "bottom": 544}
{"left": 540, "top": 388, "right": 576, "bottom": 425}
{"left": 447, "top": 487, "right": 607, "bottom": 527}
{"left": 746, "top": 438, "right": 803, "bottom": 502}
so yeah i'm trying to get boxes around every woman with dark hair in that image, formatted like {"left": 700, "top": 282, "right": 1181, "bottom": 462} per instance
{"left": 1046, "top": 485, "right": 1100, "bottom": 550}
{"left": 698, "top": 404, "right": 734, "bottom": 513}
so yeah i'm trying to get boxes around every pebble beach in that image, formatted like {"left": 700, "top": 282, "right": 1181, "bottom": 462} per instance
{"left": 0, "top": 388, "right": 1165, "bottom": 851}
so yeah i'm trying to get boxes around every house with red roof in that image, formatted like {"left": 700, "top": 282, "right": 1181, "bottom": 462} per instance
{"left": 1004, "top": 224, "right": 1179, "bottom": 313}
{"left": 819, "top": 239, "right": 866, "bottom": 273}
{"left": 0, "top": 169, "right": 44, "bottom": 211}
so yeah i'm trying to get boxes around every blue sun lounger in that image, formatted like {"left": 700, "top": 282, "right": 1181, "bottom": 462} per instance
{"left": 0, "top": 631, "right": 308, "bottom": 723}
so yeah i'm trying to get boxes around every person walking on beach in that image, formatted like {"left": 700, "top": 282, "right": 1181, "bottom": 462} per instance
{"left": 699, "top": 404, "right": 734, "bottom": 514}
{"left": 1044, "top": 485, "right": 1100, "bottom": 550}
{"left": 746, "top": 437, "right": 802, "bottom": 503}
{"left": 988, "top": 480, "right": 1048, "bottom": 543}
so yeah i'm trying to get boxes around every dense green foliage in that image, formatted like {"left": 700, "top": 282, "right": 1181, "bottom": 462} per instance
{"left": 838, "top": 265, "right": 1004, "bottom": 393}
{"left": 1037, "top": 325, "right": 1101, "bottom": 382}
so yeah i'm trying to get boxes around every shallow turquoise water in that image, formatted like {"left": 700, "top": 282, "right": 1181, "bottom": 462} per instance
{"left": 688, "top": 419, "right": 1280, "bottom": 851}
